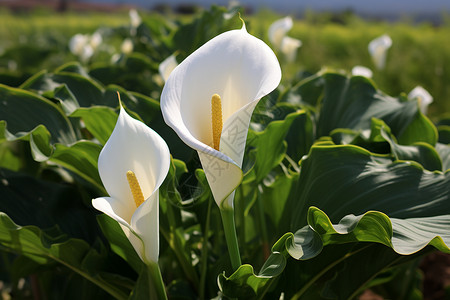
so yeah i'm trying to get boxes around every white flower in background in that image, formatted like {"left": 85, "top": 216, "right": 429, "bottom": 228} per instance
{"left": 368, "top": 34, "right": 392, "bottom": 70}
{"left": 161, "top": 24, "right": 281, "bottom": 208}
{"left": 69, "top": 32, "right": 103, "bottom": 63}
{"left": 92, "top": 104, "right": 170, "bottom": 264}
{"left": 268, "top": 16, "right": 293, "bottom": 49}
{"left": 280, "top": 36, "right": 302, "bottom": 62}
{"left": 268, "top": 16, "right": 302, "bottom": 62}
{"left": 129, "top": 9, "right": 142, "bottom": 35}
{"left": 352, "top": 65, "right": 373, "bottom": 78}
{"left": 408, "top": 86, "right": 433, "bottom": 114}
{"left": 121, "top": 38, "right": 134, "bottom": 54}
{"left": 159, "top": 54, "right": 178, "bottom": 82}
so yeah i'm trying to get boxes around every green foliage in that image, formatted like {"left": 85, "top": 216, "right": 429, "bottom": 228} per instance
{"left": 0, "top": 5, "right": 449, "bottom": 300}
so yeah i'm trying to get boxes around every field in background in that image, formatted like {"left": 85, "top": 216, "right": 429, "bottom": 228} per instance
{"left": 0, "top": 7, "right": 449, "bottom": 119}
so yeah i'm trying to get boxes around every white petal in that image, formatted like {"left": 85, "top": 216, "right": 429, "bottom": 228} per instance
{"left": 161, "top": 25, "right": 281, "bottom": 205}
{"left": 159, "top": 54, "right": 178, "bottom": 82}
{"left": 69, "top": 34, "right": 89, "bottom": 56}
{"left": 351, "top": 65, "right": 373, "bottom": 78}
{"left": 268, "top": 17, "right": 293, "bottom": 49}
{"left": 129, "top": 9, "right": 142, "bottom": 28}
{"left": 92, "top": 196, "right": 146, "bottom": 262}
{"left": 97, "top": 106, "right": 170, "bottom": 222}
{"left": 280, "top": 36, "right": 302, "bottom": 62}
{"left": 92, "top": 196, "right": 133, "bottom": 227}
{"left": 408, "top": 86, "right": 433, "bottom": 114}
{"left": 90, "top": 32, "right": 103, "bottom": 50}
{"left": 368, "top": 34, "right": 392, "bottom": 70}
{"left": 130, "top": 191, "right": 159, "bottom": 263}
{"left": 121, "top": 38, "right": 134, "bottom": 54}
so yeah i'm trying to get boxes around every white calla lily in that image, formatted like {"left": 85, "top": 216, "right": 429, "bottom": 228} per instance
{"left": 368, "top": 34, "right": 392, "bottom": 70}
{"left": 121, "top": 38, "right": 134, "bottom": 54}
{"left": 408, "top": 86, "right": 433, "bottom": 114}
{"left": 351, "top": 65, "right": 373, "bottom": 78}
{"left": 161, "top": 24, "right": 281, "bottom": 208}
{"left": 280, "top": 36, "right": 302, "bottom": 62}
{"left": 159, "top": 54, "right": 179, "bottom": 82}
{"left": 129, "top": 9, "right": 142, "bottom": 28}
{"left": 268, "top": 16, "right": 293, "bottom": 50}
{"left": 92, "top": 104, "right": 170, "bottom": 264}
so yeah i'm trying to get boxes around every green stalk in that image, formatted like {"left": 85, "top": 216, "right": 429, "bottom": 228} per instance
{"left": 147, "top": 262, "right": 168, "bottom": 300}
{"left": 256, "top": 186, "right": 270, "bottom": 260}
{"left": 220, "top": 204, "right": 242, "bottom": 271}
{"left": 199, "top": 198, "right": 213, "bottom": 300}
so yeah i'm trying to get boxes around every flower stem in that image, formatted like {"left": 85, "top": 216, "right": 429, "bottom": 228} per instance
{"left": 147, "top": 262, "right": 168, "bottom": 300}
{"left": 199, "top": 198, "right": 213, "bottom": 300}
{"left": 220, "top": 206, "right": 242, "bottom": 271}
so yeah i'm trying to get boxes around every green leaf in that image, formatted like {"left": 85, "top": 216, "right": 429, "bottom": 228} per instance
{"left": 288, "top": 145, "right": 450, "bottom": 229}
{"left": 70, "top": 106, "right": 118, "bottom": 145}
{"left": 0, "top": 84, "right": 76, "bottom": 147}
{"left": 436, "top": 143, "right": 450, "bottom": 171}
{"left": 21, "top": 71, "right": 104, "bottom": 107}
{"left": 0, "top": 168, "right": 100, "bottom": 243}
{"left": 96, "top": 214, "right": 143, "bottom": 273}
{"left": 377, "top": 123, "right": 442, "bottom": 171}
{"left": 0, "top": 212, "right": 128, "bottom": 300}
{"left": 218, "top": 252, "right": 286, "bottom": 298}
{"left": 438, "top": 125, "right": 450, "bottom": 144}
{"left": 49, "top": 141, "right": 104, "bottom": 193}
{"left": 248, "top": 110, "right": 305, "bottom": 183}
{"left": 291, "top": 73, "right": 437, "bottom": 145}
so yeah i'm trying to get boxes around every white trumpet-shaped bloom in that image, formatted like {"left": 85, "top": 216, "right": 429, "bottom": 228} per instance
{"left": 268, "top": 17, "right": 293, "bottom": 50}
{"left": 92, "top": 105, "right": 170, "bottom": 264}
{"left": 280, "top": 36, "right": 302, "bottom": 62}
{"left": 351, "top": 65, "right": 373, "bottom": 78}
{"left": 69, "top": 32, "right": 103, "bottom": 63}
{"left": 368, "top": 34, "right": 392, "bottom": 70}
{"left": 408, "top": 86, "right": 433, "bottom": 114}
{"left": 121, "top": 38, "right": 134, "bottom": 54}
{"left": 129, "top": 9, "right": 142, "bottom": 28}
{"left": 159, "top": 54, "right": 179, "bottom": 82}
{"left": 161, "top": 25, "right": 281, "bottom": 208}
{"left": 268, "top": 17, "right": 301, "bottom": 62}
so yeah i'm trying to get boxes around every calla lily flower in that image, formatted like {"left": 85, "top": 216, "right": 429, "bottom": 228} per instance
{"left": 92, "top": 104, "right": 170, "bottom": 264}
{"left": 368, "top": 34, "right": 392, "bottom": 70}
{"left": 408, "top": 86, "right": 433, "bottom": 114}
{"left": 129, "top": 9, "right": 142, "bottom": 36}
{"left": 351, "top": 65, "right": 373, "bottom": 78}
{"left": 69, "top": 32, "right": 103, "bottom": 63}
{"left": 161, "top": 24, "right": 281, "bottom": 208}
{"left": 280, "top": 36, "right": 302, "bottom": 62}
{"left": 159, "top": 54, "right": 179, "bottom": 82}
{"left": 268, "top": 16, "right": 293, "bottom": 50}
{"left": 121, "top": 38, "right": 134, "bottom": 54}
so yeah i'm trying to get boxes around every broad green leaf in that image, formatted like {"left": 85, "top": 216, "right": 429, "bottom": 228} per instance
{"left": 438, "top": 125, "right": 450, "bottom": 144}
{"left": 0, "top": 84, "right": 76, "bottom": 147}
{"left": 378, "top": 123, "right": 442, "bottom": 171}
{"left": 288, "top": 145, "right": 450, "bottom": 229}
{"left": 0, "top": 168, "right": 100, "bottom": 243}
{"left": 290, "top": 73, "right": 437, "bottom": 146}
{"left": 218, "top": 252, "right": 286, "bottom": 298}
{"left": 96, "top": 214, "right": 143, "bottom": 273}
{"left": 70, "top": 106, "right": 118, "bottom": 145}
{"left": 436, "top": 143, "right": 450, "bottom": 171}
{"left": 248, "top": 110, "right": 305, "bottom": 183}
{"left": 21, "top": 71, "right": 104, "bottom": 107}
{"left": 49, "top": 141, "right": 104, "bottom": 193}
{"left": 0, "top": 212, "right": 128, "bottom": 300}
